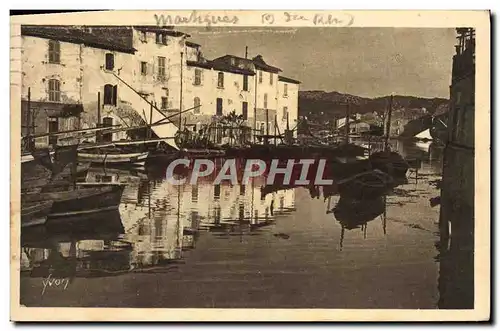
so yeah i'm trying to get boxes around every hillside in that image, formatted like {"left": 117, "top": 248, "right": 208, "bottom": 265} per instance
{"left": 299, "top": 90, "right": 449, "bottom": 123}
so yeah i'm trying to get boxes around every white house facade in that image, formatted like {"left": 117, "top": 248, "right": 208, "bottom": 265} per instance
{"left": 20, "top": 25, "right": 300, "bottom": 148}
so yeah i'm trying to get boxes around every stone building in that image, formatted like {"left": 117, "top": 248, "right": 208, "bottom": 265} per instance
{"left": 20, "top": 25, "right": 300, "bottom": 148}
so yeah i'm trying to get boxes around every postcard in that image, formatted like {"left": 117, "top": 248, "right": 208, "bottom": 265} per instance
{"left": 10, "top": 10, "right": 490, "bottom": 322}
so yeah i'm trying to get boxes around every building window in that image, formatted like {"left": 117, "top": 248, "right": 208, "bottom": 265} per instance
{"left": 258, "top": 71, "right": 262, "bottom": 84}
{"left": 283, "top": 106, "right": 288, "bottom": 121}
{"left": 242, "top": 101, "right": 248, "bottom": 120}
{"left": 260, "top": 122, "right": 265, "bottom": 135}
{"left": 263, "top": 93, "right": 268, "bottom": 109}
{"left": 105, "top": 53, "right": 114, "bottom": 71}
{"left": 161, "top": 97, "right": 168, "bottom": 110}
{"left": 217, "top": 72, "right": 224, "bottom": 88}
{"left": 156, "top": 32, "right": 167, "bottom": 45}
{"left": 48, "top": 79, "right": 60, "bottom": 102}
{"left": 140, "top": 61, "right": 147, "bottom": 75}
{"left": 284, "top": 84, "right": 288, "bottom": 97}
{"left": 216, "top": 98, "right": 223, "bottom": 116}
{"left": 48, "top": 40, "right": 60, "bottom": 64}
{"left": 139, "top": 31, "right": 147, "bottom": 43}
{"left": 158, "top": 57, "right": 166, "bottom": 79}
{"left": 103, "top": 84, "right": 117, "bottom": 106}
{"left": 194, "top": 69, "right": 202, "bottom": 85}
{"left": 270, "top": 73, "right": 273, "bottom": 85}
{"left": 243, "top": 75, "right": 249, "bottom": 91}
{"left": 194, "top": 97, "right": 201, "bottom": 114}
{"left": 214, "top": 184, "right": 221, "bottom": 200}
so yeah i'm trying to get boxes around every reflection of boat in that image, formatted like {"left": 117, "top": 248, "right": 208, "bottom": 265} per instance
{"left": 21, "top": 201, "right": 54, "bottom": 228}
{"left": 21, "top": 210, "right": 130, "bottom": 279}
{"left": 415, "top": 140, "right": 432, "bottom": 152}
{"left": 22, "top": 209, "right": 124, "bottom": 243}
{"left": 21, "top": 184, "right": 125, "bottom": 219}
{"left": 333, "top": 195, "right": 386, "bottom": 230}
{"left": 336, "top": 169, "right": 393, "bottom": 200}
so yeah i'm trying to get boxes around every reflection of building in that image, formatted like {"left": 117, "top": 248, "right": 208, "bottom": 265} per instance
{"left": 438, "top": 28, "right": 475, "bottom": 309}
{"left": 21, "top": 163, "right": 297, "bottom": 273}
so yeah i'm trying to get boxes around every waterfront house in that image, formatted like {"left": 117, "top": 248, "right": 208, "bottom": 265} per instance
{"left": 20, "top": 25, "right": 300, "bottom": 147}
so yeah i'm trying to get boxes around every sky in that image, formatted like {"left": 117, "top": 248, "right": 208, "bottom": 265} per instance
{"left": 181, "top": 27, "right": 457, "bottom": 99}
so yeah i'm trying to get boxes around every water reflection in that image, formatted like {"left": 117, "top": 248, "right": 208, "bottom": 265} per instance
{"left": 19, "top": 141, "right": 470, "bottom": 309}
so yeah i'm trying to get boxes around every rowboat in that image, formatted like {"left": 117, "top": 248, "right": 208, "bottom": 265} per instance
{"left": 21, "top": 200, "right": 54, "bottom": 228}
{"left": 21, "top": 184, "right": 125, "bottom": 219}
{"left": 78, "top": 151, "right": 149, "bottom": 167}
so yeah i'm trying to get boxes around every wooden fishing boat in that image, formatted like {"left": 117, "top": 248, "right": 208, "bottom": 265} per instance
{"left": 78, "top": 150, "right": 149, "bottom": 166}
{"left": 21, "top": 184, "right": 125, "bottom": 219}
{"left": 21, "top": 201, "right": 54, "bottom": 228}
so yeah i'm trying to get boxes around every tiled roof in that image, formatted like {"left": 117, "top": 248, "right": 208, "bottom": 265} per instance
{"left": 278, "top": 75, "right": 301, "bottom": 84}
{"left": 186, "top": 41, "right": 201, "bottom": 48}
{"left": 186, "top": 60, "right": 213, "bottom": 69}
{"left": 133, "top": 25, "right": 189, "bottom": 37}
{"left": 187, "top": 57, "right": 256, "bottom": 76}
{"left": 21, "top": 25, "right": 136, "bottom": 54}
{"left": 252, "top": 55, "right": 282, "bottom": 73}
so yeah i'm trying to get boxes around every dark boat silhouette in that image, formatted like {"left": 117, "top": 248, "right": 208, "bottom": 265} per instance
{"left": 336, "top": 169, "right": 394, "bottom": 200}
{"left": 333, "top": 195, "right": 386, "bottom": 230}
{"left": 21, "top": 183, "right": 125, "bottom": 221}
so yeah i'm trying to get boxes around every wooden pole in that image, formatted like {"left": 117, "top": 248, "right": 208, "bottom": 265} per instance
{"left": 384, "top": 94, "right": 394, "bottom": 152}
{"left": 26, "top": 88, "right": 31, "bottom": 136}
{"left": 179, "top": 52, "right": 184, "bottom": 130}
{"left": 26, "top": 88, "right": 32, "bottom": 150}
{"left": 149, "top": 102, "right": 154, "bottom": 139}
{"left": 97, "top": 92, "right": 101, "bottom": 143}
{"left": 253, "top": 74, "right": 257, "bottom": 143}
{"left": 344, "top": 103, "right": 350, "bottom": 144}
{"left": 274, "top": 114, "right": 277, "bottom": 146}
{"left": 245, "top": 46, "right": 248, "bottom": 59}
{"left": 265, "top": 109, "right": 269, "bottom": 135}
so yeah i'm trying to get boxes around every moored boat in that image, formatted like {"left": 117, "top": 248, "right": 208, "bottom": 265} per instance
{"left": 78, "top": 150, "right": 149, "bottom": 167}
{"left": 21, "top": 201, "right": 54, "bottom": 228}
{"left": 21, "top": 184, "right": 125, "bottom": 220}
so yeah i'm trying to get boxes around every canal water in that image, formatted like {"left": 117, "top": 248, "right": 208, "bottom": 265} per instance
{"left": 20, "top": 141, "right": 452, "bottom": 309}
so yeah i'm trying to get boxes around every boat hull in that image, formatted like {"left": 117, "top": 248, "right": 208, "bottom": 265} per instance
{"left": 21, "top": 201, "right": 54, "bottom": 228}
{"left": 22, "top": 184, "right": 125, "bottom": 219}
{"left": 78, "top": 151, "right": 149, "bottom": 166}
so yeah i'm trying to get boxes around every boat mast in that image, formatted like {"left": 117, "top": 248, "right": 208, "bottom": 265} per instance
{"left": 384, "top": 94, "right": 394, "bottom": 152}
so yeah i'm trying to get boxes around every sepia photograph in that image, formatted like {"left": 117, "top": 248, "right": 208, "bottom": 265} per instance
{"left": 9, "top": 10, "right": 490, "bottom": 322}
